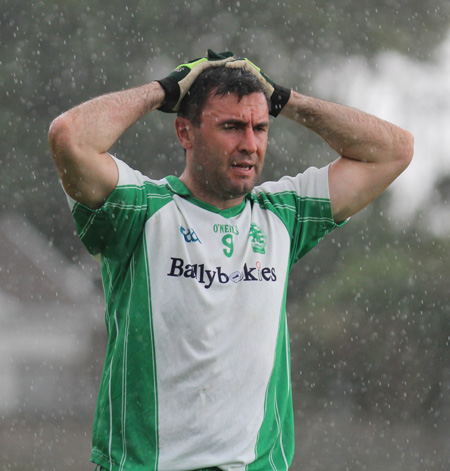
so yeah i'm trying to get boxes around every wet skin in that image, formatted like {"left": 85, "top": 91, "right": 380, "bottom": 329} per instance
{"left": 179, "top": 92, "right": 270, "bottom": 210}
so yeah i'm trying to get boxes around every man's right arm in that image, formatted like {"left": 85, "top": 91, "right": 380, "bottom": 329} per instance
{"left": 48, "top": 81, "right": 165, "bottom": 209}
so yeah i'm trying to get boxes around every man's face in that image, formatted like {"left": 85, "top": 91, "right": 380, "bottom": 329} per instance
{"left": 179, "top": 91, "right": 270, "bottom": 209}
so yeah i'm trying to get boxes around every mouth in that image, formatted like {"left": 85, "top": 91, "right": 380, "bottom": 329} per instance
{"left": 230, "top": 163, "right": 255, "bottom": 178}
{"left": 231, "top": 162, "right": 255, "bottom": 172}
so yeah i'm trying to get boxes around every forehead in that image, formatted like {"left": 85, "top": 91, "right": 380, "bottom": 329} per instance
{"left": 201, "top": 92, "right": 269, "bottom": 122}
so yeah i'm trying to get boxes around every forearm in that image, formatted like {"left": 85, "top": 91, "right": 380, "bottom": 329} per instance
{"left": 50, "top": 81, "right": 165, "bottom": 156}
{"left": 48, "top": 81, "right": 165, "bottom": 208}
{"left": 280, "top": 90, "right": 412, "bottom": 164}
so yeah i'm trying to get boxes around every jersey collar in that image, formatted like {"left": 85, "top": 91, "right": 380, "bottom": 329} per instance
{"left": 165, "top": 175, "right": 249, "bottom": 218}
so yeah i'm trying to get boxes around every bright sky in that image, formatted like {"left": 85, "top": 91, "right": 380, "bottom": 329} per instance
{"left": 312, "top": 31, "right": 450, "bottom": 216}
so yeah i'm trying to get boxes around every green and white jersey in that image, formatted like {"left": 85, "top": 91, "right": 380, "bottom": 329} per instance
{"left": 68, "top": 156, "right": 341, "bottom": 471}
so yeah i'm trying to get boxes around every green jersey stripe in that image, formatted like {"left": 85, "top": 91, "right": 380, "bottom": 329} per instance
{"left": 119, "top": 255, "right": 133, "bottom": 471}
{"left": 108, "top": 310, "right": 118, "bottom": 466}
{"left": 143, "top": 233, "right": 160, "bottom": 470}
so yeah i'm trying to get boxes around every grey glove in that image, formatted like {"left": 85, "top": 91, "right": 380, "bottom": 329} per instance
{"left": 157, "top": 50, "right": 235, "bottom": 112}
{"left": 226, "top": 57, "right": 291, "bottom": 117}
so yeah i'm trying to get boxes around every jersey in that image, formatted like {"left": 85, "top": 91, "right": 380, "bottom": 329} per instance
{"left": 67, "top": 156, "right": 342, "bottom": 471}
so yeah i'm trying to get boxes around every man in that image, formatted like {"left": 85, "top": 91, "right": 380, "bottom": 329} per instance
{"left": 48, "top": 50, "right": 413, "bottom": 471}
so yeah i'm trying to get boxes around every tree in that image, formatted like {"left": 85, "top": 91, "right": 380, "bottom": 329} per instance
{"left": 2, "top": 0, "right": 449, "bottom": 248}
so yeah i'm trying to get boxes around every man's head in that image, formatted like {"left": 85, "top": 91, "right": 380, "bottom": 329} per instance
{"left": 175, "top": 66, "right": 271, "bottom": 210}
{"left": 178, "top": 66, "right": 271, "bottom": 126}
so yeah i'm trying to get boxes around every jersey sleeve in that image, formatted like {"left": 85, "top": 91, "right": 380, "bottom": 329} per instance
{"left": 254, "top": 165, "right": 345, "bottom": 267}
{"left": 66, "top": 156, "right": 157, "bottom": 261}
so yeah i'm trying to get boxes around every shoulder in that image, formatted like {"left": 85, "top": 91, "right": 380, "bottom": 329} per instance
{"left": 255, "top": 165, "right": 331, "bottom": 200}
{"left": 247, "top": 165, "right": 335, "bottom": 234}
{"left": 109, "top": 155, "right": 173, "bottom": 198}
{"left": 249, "top": 166, "right": 331, "bottom": 214}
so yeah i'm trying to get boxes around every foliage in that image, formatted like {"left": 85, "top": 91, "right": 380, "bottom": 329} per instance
{"left": 289, "top": 204, "right": 450, "bottom": 425}
{"left": 2, "top": 0, "right": 450, "bottom": 238}
{"left": 1, "top": 0, "right": 449, "bottom": 434}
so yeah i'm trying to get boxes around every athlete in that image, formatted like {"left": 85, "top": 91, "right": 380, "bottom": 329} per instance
{"left": 48, "top": 50, "right": 413, "bottom": 471}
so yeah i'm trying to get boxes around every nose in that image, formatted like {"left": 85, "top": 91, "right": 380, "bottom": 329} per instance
{"left": 239, "top": 127, "right": 258, "bottom": 155}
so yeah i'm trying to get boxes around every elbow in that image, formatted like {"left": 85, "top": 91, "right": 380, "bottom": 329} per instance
{"left": 397, "top": 129, "right": 414, "bottom": 171}
{"left": 48, "top": 113, "right": 74, "bottom": 160}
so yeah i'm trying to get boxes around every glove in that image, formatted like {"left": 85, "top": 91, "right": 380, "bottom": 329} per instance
{"left": 225, "top": 57, "right": 291, "bottom": 117}
{"left": 157, "top": 49, "right": 235, "bottom": 113}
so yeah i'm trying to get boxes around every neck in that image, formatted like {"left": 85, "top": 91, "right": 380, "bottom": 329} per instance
{"left": 179, "top": 172, "right": 246, "bottom": 210}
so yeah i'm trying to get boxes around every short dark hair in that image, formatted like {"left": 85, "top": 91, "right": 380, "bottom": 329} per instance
{"left": 178, "top": 66, "right": 271, "bottom": 126}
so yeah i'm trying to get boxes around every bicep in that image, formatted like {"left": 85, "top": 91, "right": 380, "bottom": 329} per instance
{"left": 58, "top": 150, "right": 119, "bottom": 209}
{"left": 329, "top": 156, "right": 403, "bottom": 223}
{"left": 49, "top": 117, "right": 119, "bottom": 209}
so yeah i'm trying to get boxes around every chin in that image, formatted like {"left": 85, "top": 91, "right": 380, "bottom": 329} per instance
{"left": 230, "top": 183, "right": 256, "bottom": 197}
{"left": 221, "top": 174, "right": 259, "bottom": 199}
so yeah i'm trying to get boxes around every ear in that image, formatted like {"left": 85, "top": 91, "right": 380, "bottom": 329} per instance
{"left": 175, "top": 116, "right": 194, "bottom": 150}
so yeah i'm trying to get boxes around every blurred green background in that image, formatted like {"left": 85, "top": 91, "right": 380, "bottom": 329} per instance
{"left": 1, "top": 0, "right": 449, "bottom": 470}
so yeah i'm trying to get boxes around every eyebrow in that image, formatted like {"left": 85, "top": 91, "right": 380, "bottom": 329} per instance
{"left": 220, "top": 118, "right": 270, "bottom": 128}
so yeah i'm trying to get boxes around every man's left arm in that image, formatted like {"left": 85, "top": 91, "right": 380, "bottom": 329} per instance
{"left": 280, "top": 91, "right": 414, "bottom": 222}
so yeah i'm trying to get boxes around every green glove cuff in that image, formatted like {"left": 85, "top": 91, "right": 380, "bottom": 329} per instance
{"left": 269, "top": 83, "right": 291, "bottom": 117}
{"left": 206, "top": 49, "right": 234, "bottom": 61}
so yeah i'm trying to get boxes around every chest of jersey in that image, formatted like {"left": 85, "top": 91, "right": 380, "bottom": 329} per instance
{"left": 141, "top": 195, "right": 292, "bottom": 468}
{"left": 147, "top": 194, "right": 290, "bottom": 291}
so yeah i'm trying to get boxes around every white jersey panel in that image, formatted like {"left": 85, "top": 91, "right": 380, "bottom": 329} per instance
{"left": 146, "top": 194, "right": 291, "bottom": 470}
{"left": 256, "top": 165, "right": 331, "bottom": 200}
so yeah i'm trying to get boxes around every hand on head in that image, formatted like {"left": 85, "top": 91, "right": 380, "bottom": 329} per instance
{"left": 157, "top": 49, "right": 291, "bottom": 117}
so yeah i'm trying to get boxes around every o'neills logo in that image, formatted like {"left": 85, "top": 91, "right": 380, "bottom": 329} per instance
{"left": 167, "top": 257, "right": 277, "bottom": 289}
